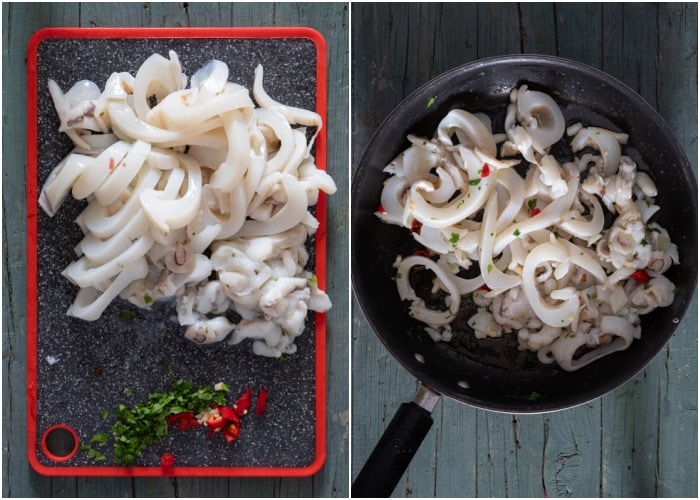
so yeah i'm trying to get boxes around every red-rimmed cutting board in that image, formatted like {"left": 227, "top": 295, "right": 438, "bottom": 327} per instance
{"left": 26, "top": 27, "right": 328, "bottom": 477}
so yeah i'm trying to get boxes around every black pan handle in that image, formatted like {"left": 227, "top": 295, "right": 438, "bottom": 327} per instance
{"left": 352, "top": 384, "right": 441, "bottom": 497}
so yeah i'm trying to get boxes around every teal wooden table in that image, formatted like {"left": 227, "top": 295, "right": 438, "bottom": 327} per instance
{"left": 351, "top": 3, "right": 697, "bottom": 497}
{"left": 2, "top": 2, "right": 348, "bottom": 497}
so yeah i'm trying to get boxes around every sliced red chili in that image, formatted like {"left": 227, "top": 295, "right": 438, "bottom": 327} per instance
{"left": 376, "top": 204, "right": 387, "bottom": 215}
{"left": 480, "top": 163, "right": 491, "bottom": 178}
{"left": 411, "top": 249, "right": 431, "bottom": 259}
{"left": 410, "top": 219, "right": 422, "bottom": 234}
{"left": 631, "top": 269, "right": 651, "bottom": 283}
{"left": 256, "top": 387, "right": 268, "bottom": 416}
{"left": 160, "top": 452, "right": 175, "bottom": 467}
{"left": 218, "top": 405, "right": 238, "bottom": 421}
{"left": 233, "top": 388, "right": 252, "bottom": 416}
{"left": 223, "top": 422, "right": 241, "bottom": 444}
{"left": 167, "top": 412, "right": 199, "bottom": 431}
{"left": 205, "top": 413, "right": 227, "bottom": 438}
{"left": 530, "top": 208, "right": 542, "bottom": 217}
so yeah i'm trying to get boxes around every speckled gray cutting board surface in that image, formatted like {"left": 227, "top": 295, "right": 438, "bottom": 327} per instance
{"left": 32, "top": 35, "right": 321, "bottom": 471}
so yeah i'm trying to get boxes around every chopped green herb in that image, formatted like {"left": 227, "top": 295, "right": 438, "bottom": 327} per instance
{"left": 640, "top": 238, "right": 649, "bottom": 247}
{"left": 143, "top": 295, "right": 153, "bottom": 305}
{"left": 406, "top": 327, "right": 430, "bottom": 342}
{"left": 468, "top": 178, "right": 481, "bottom": 186}
{"left": 505, "top": 391, "right": 543, "bottom": 401}
{"left": 553, "top": 231, "right": 561, "bottom": 239}
{"left": 527, "top": 198, "right": 538, "bottom": 211}
{"left": 91, "top": 432, "right": 109, "bottom": 445}
{"left": 119, "top": 309, "right": 134, "bottom": 322}
{"left": 449, "top": 329, "right": 477, "bottom": 352}
{"left": 648, "top": 226, "right": 661, "bottom": 233}
{"left": 513, "top": 229, "right": 521, "bottom": 237}
{"left": 527, "top": 391, "right": 542, "bottom": 400}
{"left": 486, "top": 263, "right": 494, "bottom": 273}
{"left": 81, "top": 445, "right": 106, "bottom": 462}
{"left": 231, "top": 252, "right": 236, "bottom": 258}
{"left": 101, "top": 409, "right": 110, "bottom": 420}
{"left": 97, "top": 380, "right": 229, "bottom": 466}
{"left": 308, "top": 274, "right": 318, "bottom": 285}
{"left": 427, "top": 95, "right": 437, "bottom": 108}
{"left": 449, "top": 233, "right": 460, "bottom": 247}
{"left": 395, "top": 272, "right": 403, "bottom": 280}
{"left": 214, "top": 382, "right": 229, "bottom": 392}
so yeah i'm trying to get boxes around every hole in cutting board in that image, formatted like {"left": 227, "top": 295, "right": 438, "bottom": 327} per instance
{"left": 41, "top": 424, "right": 79, "bottom": 462}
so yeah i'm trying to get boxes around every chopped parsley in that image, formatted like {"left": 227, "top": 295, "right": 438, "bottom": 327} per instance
{"left": 468, "top": 178, "right": 481, "bottom": 186}
{"left": 427, "top": 95, "right": 437, "bottom": 108}
{"left": 119, "top": 309, "right": 135, "bottom": 322}
{"left": 449, "top": 330, "right": 477, "bottom": 352}
{"left": 406, "top": 327, "right": 430, "bottom": 342}
{"left": 527, "top": 391, "right": 542, "bottom": 401}
{"left": 513, "top": 229, "right": 521, "bottom": 237}
{"left": 449, "top": 233, "right": 460, "bottom": 247}
{"left": 89, "top": 380, "right": 229, "bottom": 467}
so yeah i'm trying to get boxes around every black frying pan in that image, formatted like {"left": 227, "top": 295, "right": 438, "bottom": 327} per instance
{"left": 351, "top": 55, "right": 697, "bottom": 497}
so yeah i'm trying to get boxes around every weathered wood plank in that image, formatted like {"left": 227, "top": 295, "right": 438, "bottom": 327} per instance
{"left": 1, "top": 3, "right": 72, "bottom": 497}
{"left": 554, "top": 3, "right": 603, "bottom": 66}
{"left": 543, "top": 402, "right": 603, "bottom": 497}
{"left": 433, "top": 399, "right": 479, "bottom": 498}
{"left": 655, "top": 4, "right": 698, "bottom": 496}
{"left": 520, "top": 3, "right": 556, "bottom": 54}
{"left": 511, "top": 414, "right": 547, "bottom": 497}
{"left": 433, "top": 3, "right": 478, "bottom": 75}
{"left": 476, "top": 2, "right": 521, "bottom": 58}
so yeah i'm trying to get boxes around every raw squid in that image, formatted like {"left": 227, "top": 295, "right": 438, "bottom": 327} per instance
{"left": 40, "top": 51, "right": 336, "bottom": 358}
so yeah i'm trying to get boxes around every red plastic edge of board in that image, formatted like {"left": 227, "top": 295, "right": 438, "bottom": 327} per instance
{"left": 26, "top": 26, "right": 328, "bottom": 478}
